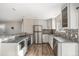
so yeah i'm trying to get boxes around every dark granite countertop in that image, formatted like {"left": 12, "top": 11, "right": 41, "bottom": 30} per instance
{"left": 48, "top": 34, "right": 78, "bottom": 43}
{"left": 1, "top": 36, "right": 29, "bottom": 43}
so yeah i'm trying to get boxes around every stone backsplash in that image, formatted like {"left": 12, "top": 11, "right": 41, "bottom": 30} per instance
{"left": 54, "top": 29, "right": 78, "bottom": 42}
{"left": 42, "top": 29, "right": 56, "bottom": 34}
{"left": 65, "top": 29, "right": 78, "bottom": 42}
{"left": 42, "top": 29, "right": 78, "bottom": 42}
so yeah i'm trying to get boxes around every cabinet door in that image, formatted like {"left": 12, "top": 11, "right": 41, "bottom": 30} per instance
{"left": 38, "top": 32, "right": 42, "bottom": 43}
{"left": 43, "top": 35, "right": 49, "bottom": 43}
{"left": 47, "top": 19, "right": 52, "bottom": 29}
{"left": 55, "top": 14, "right": 62, "bottom": 31}
{"left": 61, "top": 43, "right": 78, "bottom": 56}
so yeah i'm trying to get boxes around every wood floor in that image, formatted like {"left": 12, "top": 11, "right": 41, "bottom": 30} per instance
{"left": 26, "top": 43, "right": 54, "bottom": 56}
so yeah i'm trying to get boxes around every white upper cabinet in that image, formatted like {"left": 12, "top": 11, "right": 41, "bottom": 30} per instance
{"left": 33, "top": 20, "right": 47, "bottom": 29}
{"left": 47, "top": 19, "right": 52, "bottom": 29}
{"left": 69, "top": 3, "right": 79, "bottom": 29}
{"left": 52, "top": 18, "right": 56, "bottom": 29}
{"left": 55, "top": 14, "right": 62, "bottom": 31}
{"left": 47, "top": 18, "right": 56, "bottom": 29}
{"left": 61, "top": 3, "right": 79, "bottom": 29}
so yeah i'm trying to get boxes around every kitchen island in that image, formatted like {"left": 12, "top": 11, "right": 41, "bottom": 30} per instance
{"left": 0, "top": 35, "right": 29, "bottom": 56}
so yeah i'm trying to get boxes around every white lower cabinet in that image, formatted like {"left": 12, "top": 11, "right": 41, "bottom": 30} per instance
{"left": 43, "top": 34, "right": 49, "bottom": 43}
{"left": 0, "top": 38, "right": 28, "bottom": 56}
{"left": 48, "top": 35, "right": 53, "bottom": 49}
{"left": 49, "top": 36, "right": 79, "bottom": 56}
{"left": 58, "top": 43, "right": 78, "bottom": 56}
{"left": 43, "top": 34, "right": 53, "bottom": 50}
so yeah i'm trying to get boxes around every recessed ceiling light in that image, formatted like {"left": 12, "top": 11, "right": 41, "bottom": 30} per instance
{"left": 12, "top": 8, "right": 16, "bottom": 11}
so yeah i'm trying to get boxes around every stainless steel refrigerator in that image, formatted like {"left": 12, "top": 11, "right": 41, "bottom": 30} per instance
{"left": 33, "top": 25, "right": 42, "bottom": 44}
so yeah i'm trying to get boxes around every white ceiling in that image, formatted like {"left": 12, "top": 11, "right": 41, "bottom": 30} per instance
{"left": 0, "top": 3, "right": 64, "bottom": 21}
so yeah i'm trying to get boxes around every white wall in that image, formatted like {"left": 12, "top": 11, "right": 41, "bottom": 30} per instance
{"left": 22, "top": 18, "right": 33, "bottom": 34}
{"left": 0, "top": 21, "right": 22, "bottom": 34}
{"left": 52, "top": 18, "right": 56, "bottom": 29}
